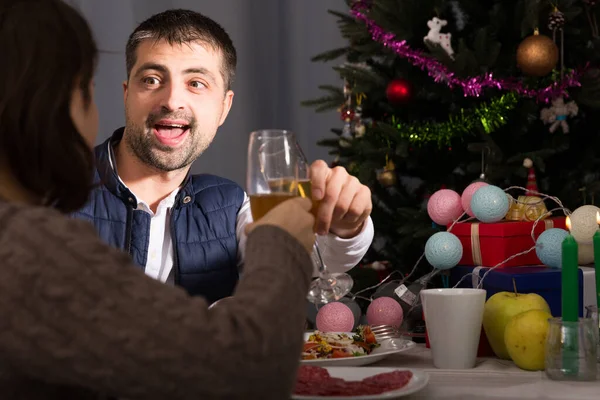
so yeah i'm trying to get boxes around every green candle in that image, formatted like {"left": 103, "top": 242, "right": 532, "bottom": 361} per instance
{"left": 594, "top": 215, "right": 600, "bottom": 314}
{"left": 561, "top": 232, "right": 579, "bottom": 322}
{"left": 562, "top": 218, "right": 579, "bottom": 377}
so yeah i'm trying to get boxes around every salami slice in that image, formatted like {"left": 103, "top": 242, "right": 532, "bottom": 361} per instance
{"left": 362, "top": 370, "right": 413, "bottom": 390}
{"left": 296, "top": 365, "right": 331, "bottom": 383}
{"left": 294, "top": 366, "right": 413, "bottom": 396}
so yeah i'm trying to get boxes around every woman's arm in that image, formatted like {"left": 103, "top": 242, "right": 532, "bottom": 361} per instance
{"left": 0, "top": 205, "right": 312, "bottom": 399}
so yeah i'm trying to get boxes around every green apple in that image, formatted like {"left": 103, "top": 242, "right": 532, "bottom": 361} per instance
{"left": 505, "top": 309, "right": 553, "bottom": 371}
{"left": 482, "top": 292, "right": 551, "bottom": 359}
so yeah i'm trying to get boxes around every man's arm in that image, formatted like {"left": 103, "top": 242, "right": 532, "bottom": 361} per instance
{"left": 236, "top": 193, "right": 252, "bottom": 268}
{"left": 315, "top": 216, "right": 374, "bottom": 273}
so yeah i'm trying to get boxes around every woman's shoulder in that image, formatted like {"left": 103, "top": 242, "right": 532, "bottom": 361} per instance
{"left": 0, "top": 201, "right": 98, "bottom": 243}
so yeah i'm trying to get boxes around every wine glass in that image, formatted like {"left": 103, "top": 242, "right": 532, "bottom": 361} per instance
{"left": 294, "top": 142, "right": 354, "bottom": 303}
{"left": 247, "top": 129, "right": 299, "bottom": 222}
{"left": 247, "top": 129, "right": 354, "bottom": 304}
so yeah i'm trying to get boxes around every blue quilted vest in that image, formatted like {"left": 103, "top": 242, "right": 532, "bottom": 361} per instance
{"left": 73, "top": 128, "right": 245, "bottom": 303}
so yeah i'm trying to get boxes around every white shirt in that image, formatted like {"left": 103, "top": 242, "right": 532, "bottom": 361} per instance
{"left": 108, "top": 143, "right": 374, "bottom": 283}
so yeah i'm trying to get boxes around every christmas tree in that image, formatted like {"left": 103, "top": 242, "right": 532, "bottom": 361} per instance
{"left": 304, "top": 0, "right": 600, "bottom": 289}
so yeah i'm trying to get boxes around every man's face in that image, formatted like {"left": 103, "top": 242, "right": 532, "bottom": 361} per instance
{"left": 123, "top": 39, "right": 234, "bottom": 172}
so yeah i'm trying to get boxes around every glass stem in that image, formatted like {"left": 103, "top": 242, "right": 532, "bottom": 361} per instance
{"left": 312, "top": 240, "right": 326, "bottom": 275}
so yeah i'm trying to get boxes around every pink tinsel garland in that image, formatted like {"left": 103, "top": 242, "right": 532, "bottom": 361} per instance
{"left": 350, "top": 0, "right": 583, "bottom": 103}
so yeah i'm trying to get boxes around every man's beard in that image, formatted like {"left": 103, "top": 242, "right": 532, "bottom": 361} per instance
{"left": 124, "top": 113, "right": 206, "bottom": 172}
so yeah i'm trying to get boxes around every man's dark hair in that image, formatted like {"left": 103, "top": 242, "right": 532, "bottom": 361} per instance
{"left": 125, "top": 9, "right": 237, "bottom": 90}
{"left": 0, "top": 0, "right": 98, "bottom": 213}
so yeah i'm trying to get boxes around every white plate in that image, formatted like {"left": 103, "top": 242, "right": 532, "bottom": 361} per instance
{"left": 292, "top": 367, "right": 429, "bottom": 399}
{"left": 300, "top": 332, "right": 416, "bottom": 367}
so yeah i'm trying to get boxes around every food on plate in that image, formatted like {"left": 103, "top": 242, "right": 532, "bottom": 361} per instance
{"left": 301, "top": 325, "right": 379, "bottom": 360}
{"left": 294, "top": 365, "right": 413, "bottom": 396}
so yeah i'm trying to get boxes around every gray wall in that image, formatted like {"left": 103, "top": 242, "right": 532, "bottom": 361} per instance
{"left": 71, "top": 0, "right": 346, "bottom": 186}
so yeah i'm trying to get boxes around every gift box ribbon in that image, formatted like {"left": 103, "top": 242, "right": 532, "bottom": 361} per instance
{"left": 472, "top": 266, "right": 488, "bottom": 288}
{"left": 469, "top": 219, "right": 555, "bottom": 266}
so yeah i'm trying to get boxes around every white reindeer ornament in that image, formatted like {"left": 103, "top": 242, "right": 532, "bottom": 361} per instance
{"left": 424, "top": 17, "right": 455, "bottom": 59}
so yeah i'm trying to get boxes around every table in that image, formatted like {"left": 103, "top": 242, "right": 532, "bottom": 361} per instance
{"left": 373, "top": 344, "right": 600, "bottom": 399}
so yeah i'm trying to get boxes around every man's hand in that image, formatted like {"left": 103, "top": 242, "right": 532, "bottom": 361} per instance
{"left": 310, "top": 160, "right": 372, "bottom": 239}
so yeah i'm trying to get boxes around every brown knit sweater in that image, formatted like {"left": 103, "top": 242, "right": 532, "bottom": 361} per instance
{"left": 0, "top": 201, "right": 313, "bottom": 399}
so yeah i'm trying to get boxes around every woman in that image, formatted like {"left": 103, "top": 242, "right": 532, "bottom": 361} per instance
{"left": 0, "top": 1, "right": 315, "bottom": 399}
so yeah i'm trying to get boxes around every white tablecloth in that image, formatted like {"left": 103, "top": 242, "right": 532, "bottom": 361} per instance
{"left": 373, "top": 344, "right": 600, "bottom": 399}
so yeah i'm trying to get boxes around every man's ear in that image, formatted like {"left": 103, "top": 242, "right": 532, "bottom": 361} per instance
{"left": 218, "top": 90, "right": 234, "bottom": 126}
{"left": 122, "top": 80, "right": 128, "bottom": 104}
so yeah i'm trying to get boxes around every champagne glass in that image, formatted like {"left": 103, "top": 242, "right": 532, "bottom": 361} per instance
{"left": 294, "top": 143, "right": 354, "bottom": 303}
{"left": 247, "top": 129, "right": 299, "bottom": 221}
{"left": 247, "top": 129, "right": 354, "bottom": 304}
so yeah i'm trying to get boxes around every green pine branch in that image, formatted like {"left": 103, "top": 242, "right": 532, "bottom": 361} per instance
{"left": 311, "top": 47, "right": 351, "bottom": 62}
{"left": 332, "top": 64, "right": 387, "bottom": 86}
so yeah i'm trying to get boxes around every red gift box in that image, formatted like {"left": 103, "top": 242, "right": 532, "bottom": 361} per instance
{"left": 447, "top": 217, "right": 567, "bottom": 268}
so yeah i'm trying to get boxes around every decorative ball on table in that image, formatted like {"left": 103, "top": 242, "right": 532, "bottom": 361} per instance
{"left": 516, "top": 29, "right": 559, "bottom": 77}
{"left": 535, "top": 228, "right": 569, "bottom": 269}
{"left": 315, "top": 301, "right": 355, "bottom": 332}
{"left": 568, "top": 205, "right": 600, "bottom": 243}
{"left": 425, "top": 231, "right": 463, "bottom": 270}
{"left": 306, "top": 298, "right": 362, "bottom": 330}
{"left": 341, "top": 299, "right": 363, "bottom": 329}
{"left": 386, "top": 78, "right": 412, "bottom": 105}
{"left": 461, "top": 181, "right": 489, "bottom": 218}
{"left": 470, "top": 185, "right": 510, "bottom": 223}
{"left": 427, "top": 189, "right": 464, "bottom": 226}
{"left": 578, "top": 242, "right": 595, "bottom": 265}
{"left": 366, "top": 296, "right": 404, "bottom": 328}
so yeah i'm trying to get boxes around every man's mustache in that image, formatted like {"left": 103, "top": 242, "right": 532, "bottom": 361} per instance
{"left": 146, "top": 113, "right": 195, "bottom": 127}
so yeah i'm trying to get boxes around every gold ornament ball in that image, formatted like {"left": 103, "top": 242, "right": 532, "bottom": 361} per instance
{"left": 516, "top": 32, "right": 559, "bottom": 77}
{"left": 378, "top": 170, "right": 396, "bottom": 187}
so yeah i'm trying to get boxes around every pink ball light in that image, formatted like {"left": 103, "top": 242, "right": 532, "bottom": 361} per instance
{"left": 461, "top": 182, "right": 489, "bottom": 218}
{"left": 427, "top": 189, "right": 463, "bottom": 226}
{"left": 316, "top": 302, "right": 355, "bottom": 332}
{"left": 366, "top": 297, "right": 404, "bottom": 327}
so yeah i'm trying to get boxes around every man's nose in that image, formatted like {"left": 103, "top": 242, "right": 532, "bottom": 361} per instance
{"left": 159, "top": 82, "right": 186, "bottom": 112}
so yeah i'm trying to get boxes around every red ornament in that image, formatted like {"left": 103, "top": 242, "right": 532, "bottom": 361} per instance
{"left": 386, "top": 79, "right": 412, "bottom": 104}
{"left": 340, "top": 106, "right": 355, "bottom": 121}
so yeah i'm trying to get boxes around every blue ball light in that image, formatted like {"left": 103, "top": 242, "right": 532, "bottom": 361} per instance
{"left": 425, "top": 231, "right": 463, "bottom": 270}
{"left": 470, "top": 185, "right": 510, "bottom": 223}
{"left": 536, "top": 228, "right": 569, "bottom": 269}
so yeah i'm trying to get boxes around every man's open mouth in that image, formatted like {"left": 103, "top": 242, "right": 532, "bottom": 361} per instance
{"left": 153, "top": 121, "right": 191, "bottom": 146}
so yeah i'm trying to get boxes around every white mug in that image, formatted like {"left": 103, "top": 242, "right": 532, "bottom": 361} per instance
{"left": 421, "top": 288, "right": 486, "bottom": 369}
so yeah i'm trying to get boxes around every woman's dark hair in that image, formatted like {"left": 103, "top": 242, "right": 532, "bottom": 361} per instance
{"left": 0, "top": 0, "right": 98, "bottom": 213}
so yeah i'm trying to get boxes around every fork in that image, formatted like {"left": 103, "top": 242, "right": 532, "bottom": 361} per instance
{"left": 370, "top": 324, "right": 403, "bottom": 341}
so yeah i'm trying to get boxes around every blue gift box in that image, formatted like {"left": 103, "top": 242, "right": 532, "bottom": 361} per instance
{"left": 449, "top": 265, "right": 585, "bottom": 317}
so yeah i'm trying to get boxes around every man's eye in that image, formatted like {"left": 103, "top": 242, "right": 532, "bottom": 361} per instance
{"left": 143, "top": 77, "right": 160, "bottom": 85}
{"left": 190, "top": 81, "right": 206, "bottom": 89}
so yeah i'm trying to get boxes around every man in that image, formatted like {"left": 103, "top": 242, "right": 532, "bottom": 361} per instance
{"left": 74, "top": 9, "right": 374, "bottom": 304}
